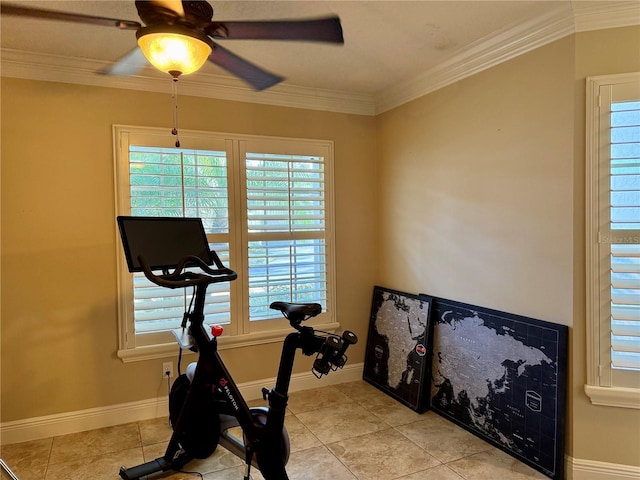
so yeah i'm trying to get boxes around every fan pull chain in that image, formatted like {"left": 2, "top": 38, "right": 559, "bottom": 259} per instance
{"left": 171, "top": 77, "right": 181, "bottom": 148}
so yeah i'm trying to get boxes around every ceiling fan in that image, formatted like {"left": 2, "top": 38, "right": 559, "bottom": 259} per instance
{"left": 0, "top": 0, "right": 344, "bottom": 90}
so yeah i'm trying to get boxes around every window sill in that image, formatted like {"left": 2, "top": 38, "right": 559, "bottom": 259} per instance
{"left": 117, "top": 322, "right": 341, "bottom": 363}
{"left": 584, "top": 385, "right": 640, "bottom": 409}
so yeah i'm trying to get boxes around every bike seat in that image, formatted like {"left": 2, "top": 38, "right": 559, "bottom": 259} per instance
{"left": 270, "top": 302, "right": 322, "bottom": 323}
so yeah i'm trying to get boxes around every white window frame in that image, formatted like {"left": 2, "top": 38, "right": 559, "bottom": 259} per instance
{"left": 585, "top": 73, "right": 640, "bottom": 409}
{"left": 113, "top": 125, "right": 338, "bottom": 362}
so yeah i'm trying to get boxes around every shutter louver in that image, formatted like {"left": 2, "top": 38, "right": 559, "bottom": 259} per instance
{"left": 117, "top": 128, "right": 335, "bottom": 351}
{"left": 245, "top": 153, "right": 327, "bottom": 320}
{"left": 609, "top": 100, "right": 640, "bottom": 370}
{"left": 129, "top": 146, "right": 231, "bottom": 335}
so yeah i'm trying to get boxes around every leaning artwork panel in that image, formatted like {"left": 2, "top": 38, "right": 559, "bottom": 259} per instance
{"left": 363, "top": 286, "right": 433, "bottom": 412}
{"left": 428, "top": 296, "right": 568, "bottom": 480}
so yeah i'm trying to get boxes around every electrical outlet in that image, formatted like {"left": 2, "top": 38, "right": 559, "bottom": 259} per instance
{"left": 162, "top": 361, "right": 173, "bottom": 379}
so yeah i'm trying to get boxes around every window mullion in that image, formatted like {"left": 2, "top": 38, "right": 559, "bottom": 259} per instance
{"left": 230, "top": 139, "right": 249, "bottom": 335}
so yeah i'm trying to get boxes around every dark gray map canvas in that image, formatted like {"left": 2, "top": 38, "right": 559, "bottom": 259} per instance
{"left": 364, "top": 287, "right": 432, "bottom": 412}
{"left": 429, "top": 296, "right": 568, "bottom": 480}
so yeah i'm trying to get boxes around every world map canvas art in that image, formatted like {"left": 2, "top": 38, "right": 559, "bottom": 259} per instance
{"left": 363, "top": 287, "right": 433, "bottom": 413}
{"left": 428, "top": 296, "right": 568, "bottom": 480}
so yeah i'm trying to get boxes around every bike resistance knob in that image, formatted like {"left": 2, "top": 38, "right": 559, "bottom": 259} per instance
{"left": 211, "top": 325, "right": 224, "bottom": 337}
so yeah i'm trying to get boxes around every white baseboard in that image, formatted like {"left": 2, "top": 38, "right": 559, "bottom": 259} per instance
{"left": 568, "top": 456, "right": 640, "bottom": 480}
{"left": 0, "top": 362, "right": 364, "bottom": 445}
{"left": 5, "top": 365, "right": 639, "bottom": 480}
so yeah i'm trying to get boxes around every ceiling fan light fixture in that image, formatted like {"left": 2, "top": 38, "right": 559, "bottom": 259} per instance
{"left": 137, "top": 25, "right": 212, "bottom": 77}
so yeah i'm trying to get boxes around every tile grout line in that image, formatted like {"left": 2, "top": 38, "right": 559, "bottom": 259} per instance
{"left": 5, "top": 381, "right": 542, "bottom": 480}
{"left": 291, "top": 409, "right": 360, "bottom": 480}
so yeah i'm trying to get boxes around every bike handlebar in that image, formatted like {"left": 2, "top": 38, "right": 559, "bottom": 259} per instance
{"left": 138, "top": 251, "right": 238, "bottom": 289}
{"left": 311, "top": 330, "right": 358, "bottom": 378}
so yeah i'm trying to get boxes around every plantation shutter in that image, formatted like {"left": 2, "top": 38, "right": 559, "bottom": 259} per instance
{"left": 116, "top": 126, "right": 336, "bottom": 353}
{"left": 597, "top": 79, "right": 640, "bottom": 386}
{"left": 608, "top": 90, "right": 640, "bottom": 372}
{"left": 243, "top": 147, "right": 330, "bottom": 321}
{"left": 128, "top": 145, "right": 232, "bottom": 341}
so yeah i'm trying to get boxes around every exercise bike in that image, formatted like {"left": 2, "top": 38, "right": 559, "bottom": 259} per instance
{"left": 116, "top": 216, "right": 357, "bottom": 480}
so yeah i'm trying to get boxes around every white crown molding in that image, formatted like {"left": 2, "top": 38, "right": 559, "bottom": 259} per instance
{"left": 374, "top": 6, "right": 575, "bottom": 114}
{"left": 1, "top": 2, "right": 638, "bottom": 116}
{"left": 572, "top": 0, "right": 640, "bottom": 32}
{"left": 0, "top": 49, "right": 376, "bottom": 116}
{"left": 374, "top": 1, "right": 640, "bottom": 113}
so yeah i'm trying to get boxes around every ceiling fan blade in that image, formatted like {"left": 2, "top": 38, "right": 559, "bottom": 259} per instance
{"left": 100, "top": 48, "right": 148, "bottom": 76}
{"left": 209, "top": 44, "right": 283, "bottom": 91}
{"left": 209, "top": 16, "right": 344, "bottom": 43}
{"left": 0, "top": 3, "right": 141, "bottom": 30}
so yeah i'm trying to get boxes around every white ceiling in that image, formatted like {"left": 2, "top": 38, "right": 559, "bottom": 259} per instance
{"left": 1, "top": 1, "right": 639, "bottom": 114}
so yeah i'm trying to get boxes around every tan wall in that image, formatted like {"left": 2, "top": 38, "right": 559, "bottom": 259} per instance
{"left": 377, "top": 27, "right": 640, "bottom": 468}
{"left": 376, "top": 33, "right": 576, "bottom": 457}
{"left": 376, "top": 37, "right": 575, "bottom": 323}
{"left": 571, "top": 26, "right": 640, "bottom": 466}
{"left": 3, "top": 24, "right": 640, "bottom": 468}
{"left": 0, "top": 79, "right": 378, "bottom": 421}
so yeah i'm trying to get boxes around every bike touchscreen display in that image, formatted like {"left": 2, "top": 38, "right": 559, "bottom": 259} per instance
{"left": 117, "top": 216, "right": 213, "bottom": 273}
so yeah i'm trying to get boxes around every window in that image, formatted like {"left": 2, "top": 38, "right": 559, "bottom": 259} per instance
{"left": 585, "top": 73, "right": 640, "bottom": 408}
{"left": 114, "top": 126, "right": 336, "bottom": 360}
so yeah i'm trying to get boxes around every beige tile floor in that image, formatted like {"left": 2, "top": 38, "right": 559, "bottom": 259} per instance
{"left": 1, "top": 381, "right": 549, "bottom": 480}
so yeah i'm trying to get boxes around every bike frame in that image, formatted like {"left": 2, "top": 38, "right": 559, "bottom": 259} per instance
{"left": 115, "top": 216, "right": 353, "bottom": 480}
{"left": 186, "top": 283, "right": 323, "bottom": 474}
{"left": 120, "top": 281, "right": 327, "bottom": 480}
